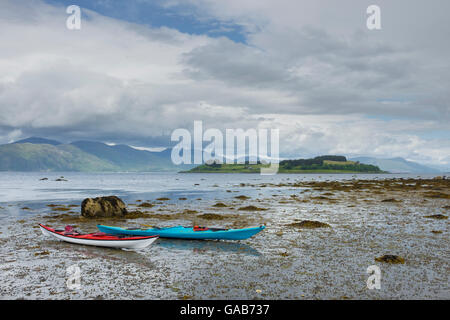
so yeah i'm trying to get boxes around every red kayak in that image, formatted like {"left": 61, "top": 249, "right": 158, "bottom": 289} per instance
{"left": 39, "top": 224, "right": 158, "bottom": 249}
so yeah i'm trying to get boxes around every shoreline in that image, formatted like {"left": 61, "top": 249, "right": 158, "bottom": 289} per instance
{"left": 179, "top": 170, "right": 389, "bottom": 174}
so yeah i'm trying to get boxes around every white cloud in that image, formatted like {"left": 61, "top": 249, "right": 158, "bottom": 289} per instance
{"left": 130, "top": 145, "right": 167, "bottom": 152}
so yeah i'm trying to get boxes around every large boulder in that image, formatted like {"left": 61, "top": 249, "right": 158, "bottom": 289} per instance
{"left": 81, "top": 196, "right": 127, "bottom": 218}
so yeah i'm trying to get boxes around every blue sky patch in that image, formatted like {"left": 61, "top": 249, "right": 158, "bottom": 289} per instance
{"left": 45, "top": 0, "right": 247, "bottom": 43}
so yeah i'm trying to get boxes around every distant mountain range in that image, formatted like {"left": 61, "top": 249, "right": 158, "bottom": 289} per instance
{"left": 0, "top": 137, "right": 192, "bottom": 172}
{"left": 0, "top": 137, "right": 444, "bottom": 173}
{"left": 349, "top": 156, "right": 442, "bottom": 174}
{"left": 12, "top": 137, "right": 62, "bottom": 146}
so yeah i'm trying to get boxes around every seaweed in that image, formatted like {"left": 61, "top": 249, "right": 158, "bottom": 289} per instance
{"left": 310, "top": 196, "right": 335, "bottom": 201}
{"left": 138, "top": 202, "right": 154, "bottom": 208}
{"left": 34, "top": 251, "right": 50, "bottom": 256}
{"left": 212, "top": 202, "right": 227, "bottom": 208}
{"left": 238, "top": 205, "right": 267, "bottom": 211}
{"left": 234, "top": 195, "right": 250, "bottom": 200}
{"left": 424, "top": 192, "right": 450, "bottom": 199}
{"left": 381, "top": 198, "right": 401, "bottom": 202}
{"left": 197, "top": 213, "right": 224, "bottom": 220}
{"left": 424, "top": 214, "right": 448, "bottom": 220}
{"left": 374, "top": 255, "right": 405, "bottom": 264}
{"left": 287, "top": 220, "right": 331, "bottom": 229}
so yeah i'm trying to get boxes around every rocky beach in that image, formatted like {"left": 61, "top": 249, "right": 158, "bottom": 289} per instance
{"left": 0, "top": 173, "right": 448, "bottom": 299}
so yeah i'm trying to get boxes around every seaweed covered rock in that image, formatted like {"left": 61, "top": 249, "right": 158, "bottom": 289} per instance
{"left": 381, "top": 198, "right": 401, "bottom": 202}
{"left": 375, "top": 255, "right": 405, "bottom": 264}
{"left": 238, "top": 205, "right": 267, "bottom": 211}
{"left": 212, "top": 202, "right": 228, "bottom": 208}
{"left": 137, "top": 202, "right": 154, "bottom": 208}
{"left": 81, "top": 196, "right": 127, "bottom": 218}
{"left": 288, "top": 220, "right": 331, "bottom": 229}
{"left": 424, "top": 214, "right": 448, "bottom": 220}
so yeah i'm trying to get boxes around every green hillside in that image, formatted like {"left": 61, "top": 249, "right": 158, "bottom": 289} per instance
{"left": 70, "top": 141, "right": 177, "bottom": 171}
{"left": 0, "top": 143, "right": 118, "bottom": 171}
{"left": 0, "top": 139, "right": 190, "bottom": 172}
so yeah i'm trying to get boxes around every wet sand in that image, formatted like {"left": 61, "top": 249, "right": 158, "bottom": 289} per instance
{"left": 0, "top": 177, "right": 448, "bottom": 299}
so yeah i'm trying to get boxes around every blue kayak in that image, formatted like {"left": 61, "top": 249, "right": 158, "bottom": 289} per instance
{"left": 97, "top": 224, "right": 265, "bottom": 240}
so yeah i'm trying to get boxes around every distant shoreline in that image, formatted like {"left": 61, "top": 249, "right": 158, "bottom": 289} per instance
{"left": 180, "top": 170, "right": 388, "bottom": 174}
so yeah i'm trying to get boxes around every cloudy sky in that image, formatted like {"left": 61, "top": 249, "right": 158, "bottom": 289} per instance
{"left": 0, "top": 0, "right": 449, "bottom": 168}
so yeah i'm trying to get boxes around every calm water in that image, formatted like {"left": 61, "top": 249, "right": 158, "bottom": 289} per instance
{"left": 0, "top": 171, "right": 439, "bottom": 205}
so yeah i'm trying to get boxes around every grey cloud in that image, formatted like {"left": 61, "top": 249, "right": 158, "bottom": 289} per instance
{"left": 180, "top": 24, "right": 450, "bottom": 123}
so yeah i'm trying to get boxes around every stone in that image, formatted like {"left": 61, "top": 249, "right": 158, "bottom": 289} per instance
{"left": 81, "top": 196, "right": 127, "bottom": 218}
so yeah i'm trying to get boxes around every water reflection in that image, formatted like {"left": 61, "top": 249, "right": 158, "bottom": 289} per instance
{"left": 156, "top": 239, "right": 261, "bottom": 256}
{"left": 44, "top": 241, "right": 157, "bottom": 269}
